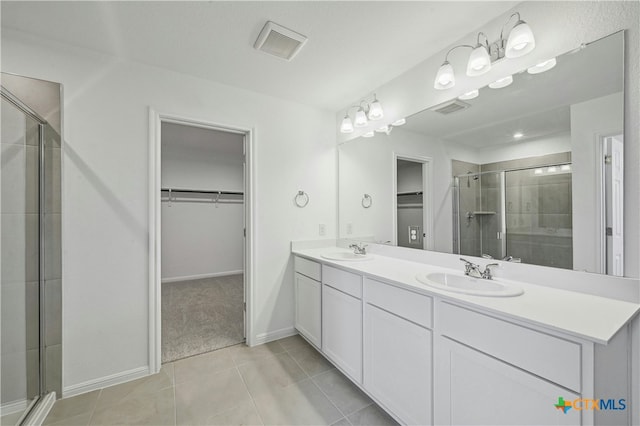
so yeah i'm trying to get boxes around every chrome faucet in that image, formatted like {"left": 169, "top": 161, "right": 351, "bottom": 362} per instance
{"left": 349, "top": 242, "right": 368, "bottom": 255}
{"left": 460, "top": 258, "right": 499, "bottom": 280}
{"left": 482, "top": 253, "right": 521, "bottom": 263}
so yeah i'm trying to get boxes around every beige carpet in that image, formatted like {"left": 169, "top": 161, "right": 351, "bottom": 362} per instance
{"left": 161, "top": 274, "right": 244, "bottom": 362}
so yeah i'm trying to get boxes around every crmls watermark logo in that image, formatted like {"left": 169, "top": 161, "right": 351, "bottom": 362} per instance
{"left": 554, "top": 397, "right": 626, "bottom": 413}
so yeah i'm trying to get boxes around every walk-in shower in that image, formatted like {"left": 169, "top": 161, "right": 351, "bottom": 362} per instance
{"left": 454, "top": 163, "right": 573, "bottom": 270}
{"left": 1, "top": 73, "right": 62, "bottom": 424}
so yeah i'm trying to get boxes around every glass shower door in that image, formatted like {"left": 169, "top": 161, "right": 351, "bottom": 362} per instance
{"left": 1, "top": 94, "right": 42, "bottom": 423}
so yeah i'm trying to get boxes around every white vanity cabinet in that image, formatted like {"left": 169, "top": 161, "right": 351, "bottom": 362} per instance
{"left": 434, "top": 301, "right": 630, "bottom": 426}
{"left": 294, "top": 256, "right": 322, "bottom": 348}
{"left": 363, "top": 278, "right": 433, "bottom": 425}
{"left": 322, "top": 265, "right": 363, "bottom": 383}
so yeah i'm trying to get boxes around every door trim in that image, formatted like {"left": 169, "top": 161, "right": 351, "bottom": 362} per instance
{"left": 148, "top": 109, "right": 255, "bottom": 373}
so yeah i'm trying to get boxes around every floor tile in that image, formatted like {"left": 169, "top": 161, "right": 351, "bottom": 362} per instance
{"left": 43, "top": 390, "right": 100, "bottom": 425}
{"left": 278, "top": 334, "right": 310, "bottom": 352}
{"left": 288, "top": 343, "right": 335, "bottom": 377}
{"left": 331, "top": 418, "right": 352, "bottom": 426}
{"left": 89, "top": 387, "right": 174, "bottom": 426}
{"left": 94, "top": 365, "right": 173, "bottom": 411}
{"left": 1, "top": 411, "right": 24, "bottom": 426}
{"left": 45, "top": 411, "right": 92, "bottom": 426}
{"left": 347, "top": 404, "right": 399, "bottom": 426}
{"left": 237, "top": 352, "right": 308, "bottom": 398}
{"left": 173, "top": 346, "right": 235, "bottom": 385}
{"left": 228, "top": 341, "right": 286, "bottom": 366}
{"left": 175, "top": 367, "right": 253, "bottom": 425}
{"left": 313, "top": 369, "right": 373, "bottom": 416}
{"left": 252, "top": 378, "right": 342, "bottom": 425}
{"left": 205, "top": 400, "right": 263, "bottom": 426}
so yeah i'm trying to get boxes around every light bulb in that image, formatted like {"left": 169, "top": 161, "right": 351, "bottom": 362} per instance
{"left": 362, "top": 131, "right": 375, "bottom": 138}
{"left": 354, "top": 108, "right": 368, "bottom": 127}
{"left": 488, "top": 75, "right": 513, "bottom": 89}
{"left": 527, "top": 57, "right": 556, "bottom": 74}
{"left": 340, "top": 115, "right": 354, "bottom": 133}
{"left": 505, "top": 20, "right": 535, "bottom": 58}
{"left": 466, "top": 45, "right": 491, "bottom": 76}
{"left": 368, "top": 98, "right": 384, "bottom": 120}
{"left": 434, "top": 61, "right": 455, "bottom": 90}
{"left": 458, "top": 89, "right": 479, "bottom": 100}
{"left": 513, "top": 132, "right": 523, "bottom": 139}
{"left": 392, "top": 118, "right": 406, "bottom": 126}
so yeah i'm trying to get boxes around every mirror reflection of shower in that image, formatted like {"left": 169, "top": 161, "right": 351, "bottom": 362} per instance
{"left": 454, "top": 162, "right": 574, "bottom": 270}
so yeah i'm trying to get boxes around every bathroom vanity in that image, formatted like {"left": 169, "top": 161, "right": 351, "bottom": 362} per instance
{"left": 292, "top": 246, "right": 639, "bottom": 426}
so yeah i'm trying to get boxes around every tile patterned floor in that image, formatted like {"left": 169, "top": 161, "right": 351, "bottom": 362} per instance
{"left": 42, "top": 335, "right": 399, "bottom": 425}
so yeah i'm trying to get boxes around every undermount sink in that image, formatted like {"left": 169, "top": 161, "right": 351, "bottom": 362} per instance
{"left": 416, "top": 272, "right": 524, "bottom": 297}
{"left": 321, "top": 252, "right": 373, "bottom": 261}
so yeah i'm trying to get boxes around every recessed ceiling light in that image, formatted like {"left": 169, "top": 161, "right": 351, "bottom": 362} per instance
{"left": 458, "top": 89, "right": 479, "bottom": 100}
{"left": 513, "top": 132, "right": 524, "bottom": 139}
{"left": 527, "top": 57, "right": 557, "bottom": 74}
{"left": 561, "top": 164, "right": 571, "bottom": 171}
{"left": 534, "top": 169, "right": 543, "bottom": 175}
{"left": 488, "top": 75, "right": 513, "bottom": 89}
{"left": 547, "top": 166, "right": 557, "bottom": 173}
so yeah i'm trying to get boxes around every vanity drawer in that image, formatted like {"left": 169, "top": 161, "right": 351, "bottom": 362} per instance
{"left": 439, "top": 302, "right": 581, "bottom": 392}
{"left": 365, "top": 278, "right": 432, "bottom": 329}
{"left": 294, "top": 256, "right": 321, "bottom": 281}
{"left": 323, "top": 265, "right": 362, "bottom": 299}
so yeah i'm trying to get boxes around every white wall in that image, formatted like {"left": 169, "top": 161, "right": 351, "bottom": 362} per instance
{"left": 161, "top": 125, "right": 244, "bottom": 281}
{"left": 571, "top": 92, "right": 624, "bottom": 274}
{"left": 474, "top": 132, "right": 571, "bottom": 165}
{"left": 2, "top": 29, "right": 336, "bottom": 394}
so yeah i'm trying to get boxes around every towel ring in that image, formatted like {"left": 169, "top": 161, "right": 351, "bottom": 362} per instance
{"left": 362, "top": 193, "right": 372, "bottom": 208}
{"left": 295, "top": 190, "right": 309, "bottom": 208}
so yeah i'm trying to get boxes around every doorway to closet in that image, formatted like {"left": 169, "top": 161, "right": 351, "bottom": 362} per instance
{"left": 158, "top": 120, "right": 247, "bottom": 363}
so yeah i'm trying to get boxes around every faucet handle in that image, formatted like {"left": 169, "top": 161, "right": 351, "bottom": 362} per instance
{"left": 482, "top": 263, "right": 499, "bottom": 280}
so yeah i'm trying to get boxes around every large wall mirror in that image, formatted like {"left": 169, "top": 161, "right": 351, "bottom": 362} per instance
{"left": 338, "top": 31, "right": 632, "bottom": 277}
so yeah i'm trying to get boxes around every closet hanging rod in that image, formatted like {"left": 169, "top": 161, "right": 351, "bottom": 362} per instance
{"left": 160, "top": 188, "right": 244, "bottom": 196}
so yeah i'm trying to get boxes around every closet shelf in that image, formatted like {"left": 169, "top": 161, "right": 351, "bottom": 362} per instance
{"left": 397, "top": 191, "right": 423, "bottom": 196}
{"left": 161, "top": 188, "right": 243, "bottom": 195}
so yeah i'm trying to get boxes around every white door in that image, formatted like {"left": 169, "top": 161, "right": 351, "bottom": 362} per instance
{"left": 364, "top": 303, "right": 432, "bottom": 425}
{"left": 294, "top": 273, "right": 321, "bottom": 348}
{"left": 322, "top": 284, "right": 362, "bottom": 383}
{"left": 606, "top": 135, "right": 624, "bottom": 276}
{"left": 435, "top": 337, "right": 581, "bottom": 426}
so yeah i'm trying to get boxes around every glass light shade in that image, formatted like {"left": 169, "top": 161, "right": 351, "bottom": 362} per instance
{"left": 527, "top": 57, "right": 557, "bottom": 74}
{"left": 362, "top": 131, "right": 375, "bottom": 138}
{"left": 392, "top": 118, "right": 406, "bottom": 126}
{"left": 367, "top": 100, "right": 384, "bottom": 120}
{"left": 434, "top": 61, "right": 455, "bottom": 90}
{"left": 458, "top": 89, "right": 479, "bottom": 100}
{"left": 354, "top": 109, "right": 368, "bottom": 127}
{"left": 466, "top": 45, "right": 491, "bottom": 76}
{"left": 340, "top": 115, "right": 354, "bottom": 133}
{"left": 488, "top": 75, "right": 513, "bottom": 89}
{"left": 505, "top": 20, "right": 535, "bottom": 58}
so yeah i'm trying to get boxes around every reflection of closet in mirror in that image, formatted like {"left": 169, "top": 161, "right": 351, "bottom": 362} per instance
{"left": 395, "top": 156, "right": 432, "bottom": 250}
{"left": 453, "top": 153, "right": 574, "bottom": 270}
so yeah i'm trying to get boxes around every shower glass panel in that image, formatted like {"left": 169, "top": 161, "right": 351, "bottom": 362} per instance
{"left": 505, "top": 166, "right": 573, "bottom": 269}
{"left": 456, "top": 171, "right": 505, "bottom": 259}
{"left": 1, "top": 96, "right": 41, "bottom": 423}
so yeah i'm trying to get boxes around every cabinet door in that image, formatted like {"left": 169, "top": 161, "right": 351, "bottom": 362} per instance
{"left": 364, "top": 303, "right": 432, "bottom": 425}
{"left": 322, "top": 284, "right": 362, "bottom": 383}
{"left": 294, "top": 273, "right": 321, "bottom": 348}
{"left": 435, "top": 337, "right": 581, "bottom": 426}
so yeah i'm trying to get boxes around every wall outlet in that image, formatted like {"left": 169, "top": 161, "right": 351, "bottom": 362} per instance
{"left": 319, "top": 224, "right": 326, "bottom": 236}
{"left": 346, "top": 223, "right": 353, "bottom": 234}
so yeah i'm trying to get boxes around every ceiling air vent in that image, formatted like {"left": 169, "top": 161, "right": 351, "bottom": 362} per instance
{"left": 429, "top": 99, "right": 471, "bottom": 115}
{"left": 254, "top": 21, "right": 308, "bottom": 61}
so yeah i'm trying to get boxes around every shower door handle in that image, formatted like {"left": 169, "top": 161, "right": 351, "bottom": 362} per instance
{"left": 496, "top": 231, "right": 503, "bottom": 240}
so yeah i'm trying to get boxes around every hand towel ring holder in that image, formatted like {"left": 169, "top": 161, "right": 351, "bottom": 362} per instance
{"left": 295, "top": 190, "right": 309, "bottom": 208}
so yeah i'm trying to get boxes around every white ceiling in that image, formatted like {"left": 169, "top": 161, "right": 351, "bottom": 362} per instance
{"left": 1, "top": 1, "right": 519, "bottom": 111}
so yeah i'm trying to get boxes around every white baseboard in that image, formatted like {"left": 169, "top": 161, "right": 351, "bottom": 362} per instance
{"left": 253, "top": 326, "right": 297, "bottom": 346}
{"left": 62, "top": 366, "right": 149, "bottom": 398}
{"left": 161, "top": 270, "right": 243, "bottom": 283}
{"left": 1, "top": 398, "right": 28, "bottom": 416}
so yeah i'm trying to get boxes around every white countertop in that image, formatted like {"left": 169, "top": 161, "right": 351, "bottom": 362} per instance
{"left": 293, "top": 247, "right": 640, "bottom": 345}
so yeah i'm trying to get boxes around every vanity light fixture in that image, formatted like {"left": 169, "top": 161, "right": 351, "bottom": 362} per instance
{"left": 433, "top": 12, "right": 535, "bottom": 90}
{"left": 527, "top": 57, "right": 557, "bottom": 74}
{"left": 392, "top": 118, "right": 406, "bottom": 126}
{"left": 488, "top": 75, "right": 513, "bottom": 89}
{"left": 339, "top": 94, "right": 385, "bottom": 133}
{"left": 375, "top": 125, "right": 390, "bottom": 133}
{"left": 458, "top": 89, "right": 479, "bottom": 100}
